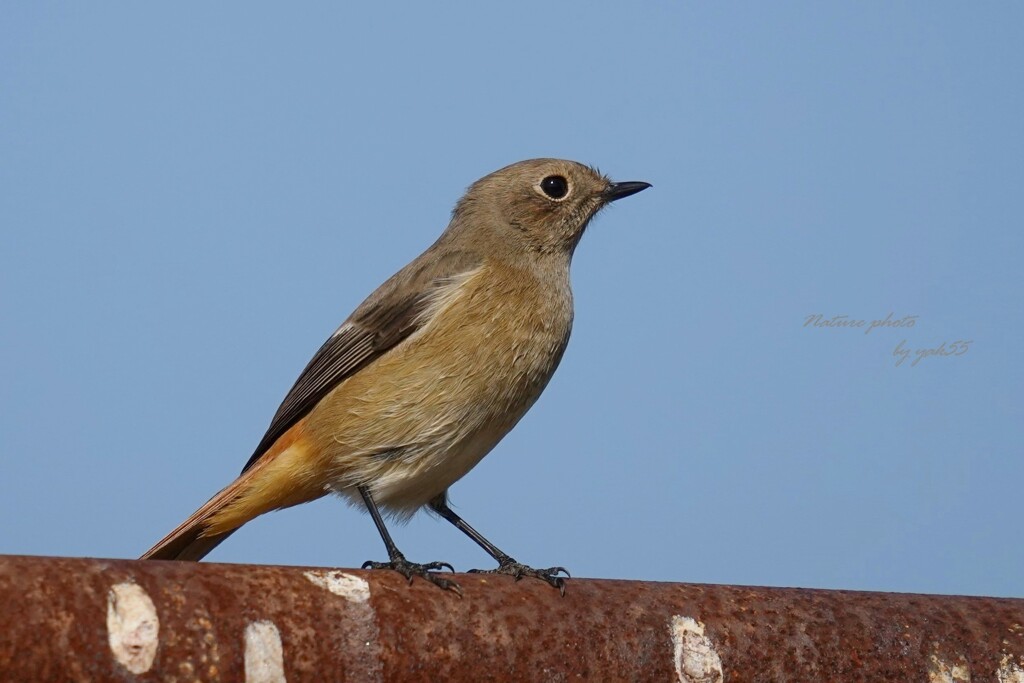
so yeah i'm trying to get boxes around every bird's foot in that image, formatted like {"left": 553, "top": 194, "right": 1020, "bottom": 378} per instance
{"left": 469, "top": 560, "right": 570, "bottom": 595}
{"left": 362, "top": 556, "right": 461, "bottom": 595}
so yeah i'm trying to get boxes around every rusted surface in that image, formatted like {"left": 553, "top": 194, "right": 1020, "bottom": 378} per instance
{"left": 0, "top": 554, "right": 1022, "bottom": 682}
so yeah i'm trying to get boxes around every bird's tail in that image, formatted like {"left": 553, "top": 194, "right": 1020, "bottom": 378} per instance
{"left": 141, "top": 424, "right": 325, "bottom": 561}
{"left": 140, "top": 475, "right": 251, "bottom": 561}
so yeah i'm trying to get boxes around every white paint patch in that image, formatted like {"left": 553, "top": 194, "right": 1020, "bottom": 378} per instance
{"left": 244, "top": 620, "right": 285, "bottom": 683}
{"left": 304, "top": 569, "right": 383, "bottom": 681}
{"left": 106, "top": 582, "right": 159, "bottom": 674}
{"left": 304, "top": 570, "right": 371, "bottom": 603}
{"left": 998, "top": 655, "right": 1024, "bottom": 683}
{"left": 929, "top": 654, "right": 971, "bottom": 682}
{"left": 670, "top": 615, "right": 723, "bottom": 683}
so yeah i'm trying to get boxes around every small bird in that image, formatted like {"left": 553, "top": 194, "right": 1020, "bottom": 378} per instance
{"left": 142, "top": 158, "right": 650, "bottom": 593}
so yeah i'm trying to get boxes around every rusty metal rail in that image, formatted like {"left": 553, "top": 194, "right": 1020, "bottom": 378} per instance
{"left": 0, "top": 554, "right": 1022, "bottom": 682}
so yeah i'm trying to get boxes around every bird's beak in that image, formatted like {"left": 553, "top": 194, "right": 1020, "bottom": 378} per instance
{"left": 602, "top": 181, "right": 652, "bottom": 202}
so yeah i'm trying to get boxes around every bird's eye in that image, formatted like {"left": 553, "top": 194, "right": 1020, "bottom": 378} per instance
{"left": 540, "top": 175, "right": 569, "bottom": 200}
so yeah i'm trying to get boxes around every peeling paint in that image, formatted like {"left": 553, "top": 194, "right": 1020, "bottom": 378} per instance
{"left": 244, "top": 620, "right": 285, "bottom": 683}
{"left": 304, "top": 569, "right": 371, "bottom": 603}
{"left": 670, "top": 615, "right": 723, "bottom": 683}
{"left": 106, "top": 582, "right": 159, "bottom": 674}
{"left": 304, "top": 569, "right": 382, "bottom": 681}
{"left": 999, "top": 654, "right": 1024, "bottom": 683}
{"left": 929, "top": 653, "right": 971, "bottom": 682}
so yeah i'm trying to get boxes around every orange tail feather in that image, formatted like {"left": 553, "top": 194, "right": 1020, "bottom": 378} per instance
{"left": 141, "top": 423, "right": 325, "bottom": 561}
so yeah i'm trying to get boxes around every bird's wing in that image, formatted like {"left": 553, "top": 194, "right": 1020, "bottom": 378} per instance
{"left": 241, "top": 247, "right": 482, "bottom": 473}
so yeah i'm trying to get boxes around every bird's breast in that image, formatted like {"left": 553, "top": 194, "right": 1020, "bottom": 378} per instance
{"left": 389, "top": 261, "right": 574, "bottom": 440}
{"left": 309, "top": 261, "right": 574, "bottom": 510}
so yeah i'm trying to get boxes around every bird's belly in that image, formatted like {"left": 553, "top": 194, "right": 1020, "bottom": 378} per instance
{"left": 308, "top": 270, "right": 572, "bottom": 516}
{"left": 317, "top": 350, "right": 554, "bottom": 515}
{"left": 358, "top": 422, "right": 511, "bottom": 513}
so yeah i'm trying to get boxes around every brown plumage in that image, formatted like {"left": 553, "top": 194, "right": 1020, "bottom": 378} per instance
{"left": 142, "top": 158, "right": 650, "bottom": 592}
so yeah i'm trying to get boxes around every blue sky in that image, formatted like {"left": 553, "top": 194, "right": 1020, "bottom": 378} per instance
{"left": 2, "top": 3, "right": 1021, "bottom": 597}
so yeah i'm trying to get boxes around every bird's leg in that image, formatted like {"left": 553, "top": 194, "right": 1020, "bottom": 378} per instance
{"left": 429, "top": 494, "right": 569, "bottom": 595}
{"left": 358, "top": 486, "right": 460, "bottom": 594}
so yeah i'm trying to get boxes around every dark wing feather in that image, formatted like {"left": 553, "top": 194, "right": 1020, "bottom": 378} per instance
{"left": 241, "top": 247, "right": 481, "bottom": 473}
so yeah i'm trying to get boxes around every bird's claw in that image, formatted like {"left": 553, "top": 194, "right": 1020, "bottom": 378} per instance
{"left": 469, "top": 560, "right": 570, "bottom": 595}
{"left": 362, "top": 557, "right": 461, "bottom": 594}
